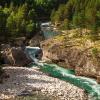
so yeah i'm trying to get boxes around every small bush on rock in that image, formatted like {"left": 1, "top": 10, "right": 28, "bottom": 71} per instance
{"left": 92, "top": 48, "right": 99, "bottom": 58}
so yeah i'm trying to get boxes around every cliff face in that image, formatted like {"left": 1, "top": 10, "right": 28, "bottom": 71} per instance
{"left": 41, "top": 30, "right": 100, "bottom": 82}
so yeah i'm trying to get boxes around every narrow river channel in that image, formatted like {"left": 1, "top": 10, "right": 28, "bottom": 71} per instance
{"left": 26, "top": 22, "right": 100, "bottom": 100}
{"left": 15, "top": 22, "right": 100, "bottom": 100}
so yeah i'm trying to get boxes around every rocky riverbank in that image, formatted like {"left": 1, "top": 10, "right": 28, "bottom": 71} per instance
{"left": 0, "top": 66, "right": 88, "bottom": 100}
{"left": 41, "top": 30, "right": 100, "bottom": 82}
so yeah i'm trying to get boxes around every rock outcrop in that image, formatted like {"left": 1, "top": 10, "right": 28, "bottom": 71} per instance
{"left": 2, "top": 47, "right": 33, "bottom": 66}
{"left": 41, "top": 31, "right": 100, "bottom": 82}
{"left": 29, "top": 32, "right": 44, "bottom": 47}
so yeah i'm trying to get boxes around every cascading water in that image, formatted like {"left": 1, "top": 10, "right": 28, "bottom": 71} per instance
{"left": 26, "top": 22, "right": 100, "bottom": 100}
{"left": 26, "top": 46, "right": 100, "bottom": 100}
{"left": 41, "top": 22, "right": 59, "bottom": 39}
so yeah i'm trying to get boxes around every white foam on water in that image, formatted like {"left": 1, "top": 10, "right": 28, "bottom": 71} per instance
{"left": 26, "top": 47, "right": 100, "bottom": 98}
{"left": 26, "top": 46, "right": 40, "bottom": 49}
{"left": 78, "top": 76, "right": 97, "bottom": 85}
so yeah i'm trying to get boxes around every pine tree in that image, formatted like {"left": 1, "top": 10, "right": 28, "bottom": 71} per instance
{"left": 0, "top": 7, "right": 8, "bottom": 40}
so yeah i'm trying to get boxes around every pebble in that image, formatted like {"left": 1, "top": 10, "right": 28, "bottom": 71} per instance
{"left": 0, "top": 67, "right": 88, "bottom": 100}
{"left": 0, "top": 94, "right": 14, "bottom": 100}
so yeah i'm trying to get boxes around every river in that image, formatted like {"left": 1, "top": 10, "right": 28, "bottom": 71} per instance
{"left": 41, "top": 22, "right": 59, "bottom": 39}
{"left": 25, "top": 22, "right": 100, "bottom": 99}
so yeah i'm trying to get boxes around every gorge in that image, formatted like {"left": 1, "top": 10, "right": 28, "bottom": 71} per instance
{"left": 0, "top": 0, "right": 100, "bottom": 100}
{"left": 0, "top": 21, "right": 100, "bottom": 100}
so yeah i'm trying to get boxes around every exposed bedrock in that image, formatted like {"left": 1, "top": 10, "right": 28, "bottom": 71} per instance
{"left": 1, "top": 46, "right": 33, "bottom": 66}
{"left": 41, "top": 35, "right": 100, "bottom": 83}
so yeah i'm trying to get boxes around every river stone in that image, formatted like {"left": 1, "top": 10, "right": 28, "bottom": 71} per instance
{"left": 17, "top": 90, "right": 33, "bottom": 96}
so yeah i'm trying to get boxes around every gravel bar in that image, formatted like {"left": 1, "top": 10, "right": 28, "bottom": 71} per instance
{"left": 0, "top": 67, "right": 88, "bottom": 100}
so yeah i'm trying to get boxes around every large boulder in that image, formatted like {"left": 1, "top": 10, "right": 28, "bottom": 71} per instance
{"left": 2, "top": 47, "right": 33, "bottom": 66}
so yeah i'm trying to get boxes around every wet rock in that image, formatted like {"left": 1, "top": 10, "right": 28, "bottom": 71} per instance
{"left": 97, "top": 76, "right": 100, "bottom": 84}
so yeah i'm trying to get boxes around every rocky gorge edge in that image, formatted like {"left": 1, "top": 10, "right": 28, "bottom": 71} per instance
{"left": 41, "top": 30, "right": 100, "bottom": 83}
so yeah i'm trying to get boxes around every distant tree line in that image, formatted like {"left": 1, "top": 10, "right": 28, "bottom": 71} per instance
{"left": 51, "top": 0, "right": 100, "bottom": 37}
{"left": 0, "top": 2, "right": 38, "bottom": 41}
{"left": 0, "top": 0, "right": 67, "bottom": 41}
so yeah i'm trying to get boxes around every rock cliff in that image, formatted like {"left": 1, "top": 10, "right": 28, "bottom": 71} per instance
{"left": 41, "top": 30, "right": 100, "bottom": 83}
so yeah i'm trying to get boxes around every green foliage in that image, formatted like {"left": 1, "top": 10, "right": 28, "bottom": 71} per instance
{"left": 0, "top": 0, "right": 99, "bottom": 40}
{"left": 0, "top": 7, "right": 7, "bottom": 34}
{"left": 0, "top": 0, "right": 68, "bottom": 75}
{"left": 26, "top": 21, "right": 36, "bottom": 34}
{"left": 88, "top": 34, "right": 99, "bottom": 42}
{"left": 73, "top": 10, "right": 85, "bottom": 28}
{"left": 92, "top": 48, "right": 99, "bottom": 58}
{"left": 0, "top": 3, "right": 39, "bottom": 38}
{"left": 0, "top": 0, "right": 68, "bottom": 39}
{"left": 28, "top": 9, "right": 37, "bottom": 20}
{"left": 60, "top": 19, "right": 70, "bottom": 30}
{"left": 51, "top": 4, "right": 67, "bottom": 23}
{"left": 34, "top": 0, "right": 67, "bottom": 19}
{"left": 51, "top": 0, "right": 100, "bottom": 38}
{"left": 50, "top": 9, "right": 56, "bottom": 23}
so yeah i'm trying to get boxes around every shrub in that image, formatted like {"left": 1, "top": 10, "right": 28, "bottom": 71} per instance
{"left": 92, "top": 48, "right": 99, "bottom": 58}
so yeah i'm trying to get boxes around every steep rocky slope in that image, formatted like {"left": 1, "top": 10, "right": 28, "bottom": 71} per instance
{"left": 41, "top": 29, "right": 100, "bottom": 83}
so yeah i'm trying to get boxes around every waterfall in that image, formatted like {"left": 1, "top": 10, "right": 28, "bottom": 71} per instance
{"left": 41, "top": 22, "right": 59, "bottom": 39}
{"left": 26, "top": 46, "right": 44, "bottom": 66}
